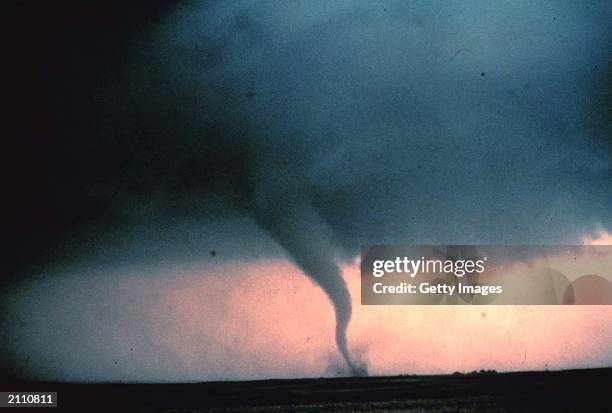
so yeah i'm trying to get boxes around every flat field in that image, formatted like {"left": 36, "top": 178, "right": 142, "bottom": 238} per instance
{"left": 3, "top": 367, "right": 610, "bottom": 412}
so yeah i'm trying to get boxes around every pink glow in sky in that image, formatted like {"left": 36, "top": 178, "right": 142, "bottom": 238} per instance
{"left": 6, "top": 232, "right": 612, "bottom": 381}
{"left": 582, "top": 228, "right": 612, "bottom": 245}
{"left": 139, "top": 254, "right": 611, "bottom": 380}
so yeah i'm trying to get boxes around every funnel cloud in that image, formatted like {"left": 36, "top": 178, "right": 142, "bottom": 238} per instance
{"left": 253, "top": 193, "right": 366, "bottom": 375}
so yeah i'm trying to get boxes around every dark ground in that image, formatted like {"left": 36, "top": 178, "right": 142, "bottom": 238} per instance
{"left": 2, "top": 367, "right": 610, "bottom": 412}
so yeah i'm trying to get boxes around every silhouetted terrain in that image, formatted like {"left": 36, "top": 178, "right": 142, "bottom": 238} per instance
{"left": 2, "top": 367, "right": 611, "bottom": 412}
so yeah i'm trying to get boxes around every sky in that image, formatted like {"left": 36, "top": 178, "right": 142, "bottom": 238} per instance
{"left": 2, "top": 0, "right": 611, "bottom": 381}
{"left": 2, "top": 230, "right": 611, "bottom": 382}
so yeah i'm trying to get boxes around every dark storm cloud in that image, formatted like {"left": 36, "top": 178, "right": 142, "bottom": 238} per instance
{"left": 125, "top": 0, "right": 611, "bottom": 245}
{"left": 4, "top": 0, "right": 611, "bottom": 380}
{"left": 8, "top": 0, "right": 610, "bottom": 270}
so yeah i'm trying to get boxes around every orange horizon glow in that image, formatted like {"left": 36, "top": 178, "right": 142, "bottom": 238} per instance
{"left": 157, "top": 252, "right": 612, "bottom": 379}
{"left": 582, "top": 228, "right": 612, "bottom": 245}
{"left": 7, "top": 232, "right": 612, "bottom": 381}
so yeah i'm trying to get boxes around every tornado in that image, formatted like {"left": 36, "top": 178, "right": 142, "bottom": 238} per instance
{"left": 252, "top": 191, "right": 367, "bottom": 376}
